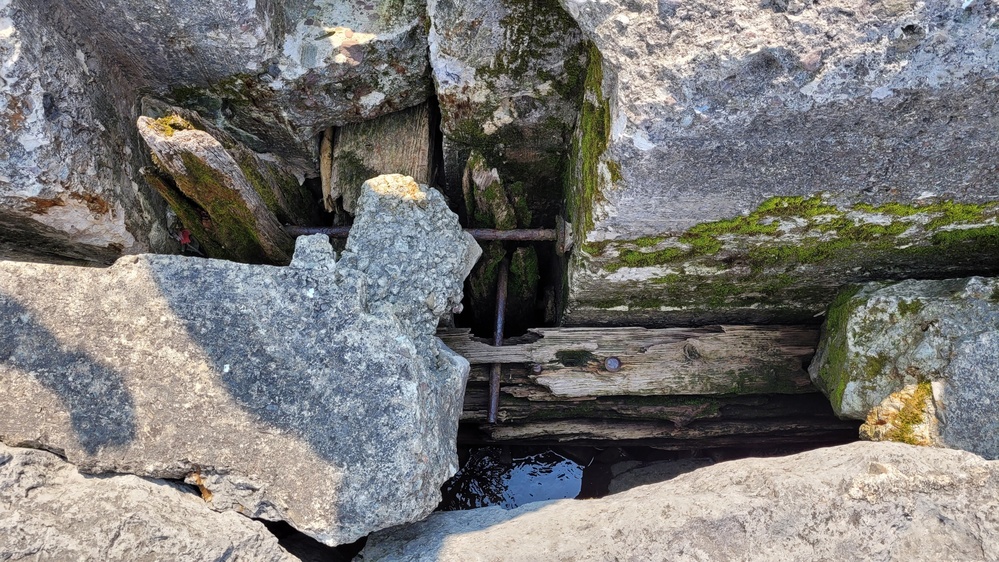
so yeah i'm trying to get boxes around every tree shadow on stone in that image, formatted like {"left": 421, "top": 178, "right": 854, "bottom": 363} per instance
{"left": 0, "top": 292, "right": 136, "bottom": 454}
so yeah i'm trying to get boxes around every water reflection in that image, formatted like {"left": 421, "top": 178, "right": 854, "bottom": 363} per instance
{"left": 439, "top": 448, "right": 583, "bottom": 511}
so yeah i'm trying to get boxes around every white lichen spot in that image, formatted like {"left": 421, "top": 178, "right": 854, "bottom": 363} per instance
{"left": 359, "top": 91, "right": 386, "bottom": 110}
{"left": 482, "top": 103, "right": 516, "bottom": 135}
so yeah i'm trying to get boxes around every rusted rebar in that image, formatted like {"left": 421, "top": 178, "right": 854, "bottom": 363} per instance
{"left": 283, "top": 225, "right": 352, "bottom": 238}
{"left": 487, "top": 257, "right": 510, "bottom": 424}
{"left": 284, "top": 225, "right": 555, "bottom": 241}
{"left": 466, "top": 228, "right": 556, "bottom": 241}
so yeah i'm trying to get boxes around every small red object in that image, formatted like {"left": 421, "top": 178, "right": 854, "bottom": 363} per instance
{"left": 179, "top": 229, "right": 192, "bottom": 245}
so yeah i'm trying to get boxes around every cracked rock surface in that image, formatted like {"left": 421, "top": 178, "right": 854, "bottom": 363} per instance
{"left": 361, "top": 442, "right": 999, "bottom": 561}
{"left": 0, "top": 442, "right": 295, "bottom": 562}
{"left": 0, "top": 174, "right": 480, "bottom": 546}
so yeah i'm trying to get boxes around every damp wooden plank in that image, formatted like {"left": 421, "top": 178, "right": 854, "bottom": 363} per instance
{"left": 461, "top": 380, "right": 834, "bottom": 424}
{"left": 438, "top": 325, "right": 819, "bottom": 397}
{"left": 479, "top": 418, "right": 859, "bottom": 444}
{"left": 324, "top": 102, "right": 432, "bottom": 213}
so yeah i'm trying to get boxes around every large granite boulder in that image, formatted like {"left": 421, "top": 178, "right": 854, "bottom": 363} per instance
{"left": 559, "top": 0, "right": 999, "bottom": 326}
{"left": 361, "top": 442, "right": 999, "bottom": 561}
{"left": 0, "top": 0, "right": 172, "bottom": 265}
{"left": 0, "top": 174, "right": 480, "bottom": 545}
{"left": 809, "top": 277, "right": 999, "bottom": 459}
{"left": 0, "top": 443, "right": 294, "bottom": 561}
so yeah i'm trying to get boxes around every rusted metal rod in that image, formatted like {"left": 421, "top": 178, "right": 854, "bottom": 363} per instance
{"left": 284, "top": 225, "right": 556, "bottom": 241}
{"left": 487, "top": 257, "right": 510, "bottom": 424}
{"left": 466, "top": 229, "right": 556, "bottom": 241}
{"left": 283, "top": 225, "right": 352, "bottom": 237}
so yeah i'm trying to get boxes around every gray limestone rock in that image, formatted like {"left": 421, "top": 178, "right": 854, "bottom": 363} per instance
{"left": 360, "top": 442, "right": 999, "bottom": 561}
{"left": 2, "top": 0, "right": 432, "bottom": 264}
{"left": 559, "top": 0, "right": 999, "bottom": 326}
{"left": 0, "top": 443, "right": 294, "bottom": 562}
{"left": 58, "top": 0, "right": 433, "bottom": 167}
{"left": 0, "top": 0, "right": 172, "bottom": 265}
{"left": 0, "top": 174, "right": 480, "bottom": 545}
{"left": 607, "top": 458, "right": 713, "bottom": 495}
{"left": 809, "top": 277, "right": 999, "bottom": 459}
{"left": 428, "top": 0, "right": 586, "bottom": 226}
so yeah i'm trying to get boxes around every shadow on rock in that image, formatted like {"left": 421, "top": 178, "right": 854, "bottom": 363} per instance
{"left": 0, "top": 292, "right": 136, "bottom": 454}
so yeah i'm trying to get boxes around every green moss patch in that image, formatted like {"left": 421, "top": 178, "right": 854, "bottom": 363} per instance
{"left": 555, "top": 349, "right": 597, "bottom": 367}
{"left": 884, "top": 381, "right": 933, "bottom": 445}
{"left": 814, "top": 285, "right": 863, "bottom": 413}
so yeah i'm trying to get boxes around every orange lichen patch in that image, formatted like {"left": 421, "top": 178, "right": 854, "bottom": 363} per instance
{"left": 69, "top": 192, "right": 111, "bottom": 215}
{"left": 4, "top": 97, "right": 29, "bottom": 131}
{"left": 22, "top": 197, "right": 65, "bottom": 214}
{"left": 189, "top": 468, "right": 214, "bottom": 502}
{"left": 367, "top": 174, "right": 426, "bottom": 201}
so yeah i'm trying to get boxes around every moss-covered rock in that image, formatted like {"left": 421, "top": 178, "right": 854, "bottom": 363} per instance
{"left": 429, "top": 0, "right": 587, "bottom": 227}
{"left": 567, "top": 195, "right": 999, "bottom": 325}
{"left": 136, "top": 115, "right": 294, "bottom": 264}
{"left": 809, "top": 277, "right": 999, "bottom": 459}
{"left": 559, "top": 0, "right": 999, "bottom": 327}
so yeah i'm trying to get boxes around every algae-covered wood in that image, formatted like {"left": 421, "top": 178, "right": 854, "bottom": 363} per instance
{"left": 439, "top": 325, "right": 817, "bottom": 396}
{"left": 325, "top": 103, "right": 432, "bottom": 213}
{"left": 458, "top": 363, "right": 858, "bottom": 448}
{"left": 137, "top": 115, "right": 293, "bottom": 264}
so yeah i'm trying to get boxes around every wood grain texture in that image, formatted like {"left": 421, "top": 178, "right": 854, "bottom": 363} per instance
{"left": 320, "top": 126, "right": 334, "bottom": 212}
{"left": 440, "top": 325, "right": 819, "bottom": 396}
{"left": 330, "top": 103, "right": 431, "bottom": 213}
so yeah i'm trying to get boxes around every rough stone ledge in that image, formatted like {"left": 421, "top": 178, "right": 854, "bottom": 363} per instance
{"left": 0, "top": 175, "right": 480, "bottom": 546}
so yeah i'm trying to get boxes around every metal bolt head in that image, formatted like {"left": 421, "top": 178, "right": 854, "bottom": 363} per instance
{"left": 604, "top": 356, "right": 622, "bottom": 372}
{"left": 531, "top": 363, "right": 543, "bottom": 374}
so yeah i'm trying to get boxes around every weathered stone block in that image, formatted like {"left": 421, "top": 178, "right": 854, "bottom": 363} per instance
{"left": 0, "top": 175, "right": 480, "bottom": 545}
{"left": 361, "top": 442, "right": 999, "bottom": 561}
{"left": 0, "top": 0, "right": 172, "bottom": 264}
{"left": 40, "top": 0, "right": 433, "bottom": 168}
{"left": 810, "top": 277, "right": 999, "bottom": 459}
{"left": 0, "top": 443, "right": 295, "bottom": 561}
{"left": 560, "top": 0, "right": 999, "bottom": 326}
{"left": 429, "top": 0, "right": 587, "bottom": 226}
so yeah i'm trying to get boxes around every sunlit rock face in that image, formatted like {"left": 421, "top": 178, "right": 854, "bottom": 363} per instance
{"left": 0, "top": 443, "right": 297, "bottom": 561}
{"left": 810, "top": 277, "right": 999, "bottom": 460}
{"left": 558, "top": 0, "right": 999, "bottom": 326}
{"left": 361, "top": 442, "right": 999, "bottom": 561}
{"left": 0, "top": 175, "right": 480, "bottom": 546}
{"left": 0, "top": 0, "right": 172, "bottom": 265}
{"left": 1, "top": 0, "right": 433, "bottom": 264}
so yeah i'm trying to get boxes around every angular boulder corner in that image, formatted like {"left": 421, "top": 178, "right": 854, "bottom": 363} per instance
{"left": 0, "top": 174, "right": 481, "bottom": 546}
{"left": 809, "top": 277, "right": 999, "bottom": 460}
{"left": 558, "top": 0, "right": 999, "bottom": 327}
{"left": 360, "top": 442, "right": 999, "bottom": 561}
{"left": 0, "top": 443, "right": 295, "bottom": 562}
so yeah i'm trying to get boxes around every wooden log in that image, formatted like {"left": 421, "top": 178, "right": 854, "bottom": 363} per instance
{"left": 137, "top": 115, "right": 293, "bottom": 264}
{"left": 460, "top": 380, "right": 836, "bottom": 425}
{"left": 327, "top": 103, "right": 432, "bottom": 214}
{"left": 320, "top": 126, "right": 335, "bottom": 212}
{"left": 446, "top": 329, "right": 855, "bottom": 448}
{"left": 440, "top": 325, "right": 818, "bottom": 396}
{"left": 479, "top": 418, "right": 859, "bottom": 444}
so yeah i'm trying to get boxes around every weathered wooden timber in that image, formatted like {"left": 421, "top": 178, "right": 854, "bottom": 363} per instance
{"left": 137, "top": 115, "right": 298, "bottom": 264}
{"left": 439, "top": 325, "right": 818, "bottom": 397}
{"left": 441, "top": 326, "right": 856, "bottom": 448}
{"left": 322, "top": 103, "right": 433, "bottom": 213}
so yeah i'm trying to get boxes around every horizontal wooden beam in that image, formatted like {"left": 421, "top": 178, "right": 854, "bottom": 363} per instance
{"left": 439, "top": 325, "right": 819, "bottom": 397}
